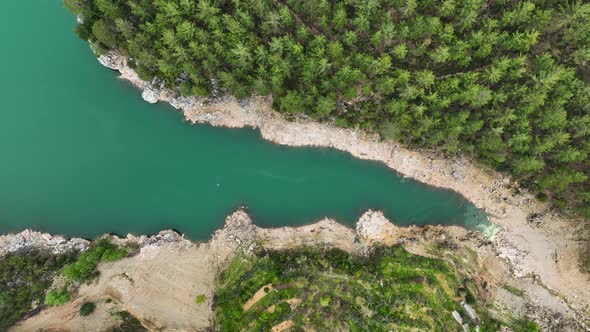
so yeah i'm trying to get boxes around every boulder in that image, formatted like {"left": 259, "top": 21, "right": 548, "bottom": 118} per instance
{"left": 97, "top": 53, "right": 122, "bottom": 70}
{"left": 141, "top": 88, "right": 159, "bottom": 103}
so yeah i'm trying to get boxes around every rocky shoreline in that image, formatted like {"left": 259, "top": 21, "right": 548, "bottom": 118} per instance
{"left": 3, "top": 209, "right": 588, "bottom": 331}
{"left": 0, "top": 230, "right": 90, "bottom": 257}
{"left": 94, "top": 51, "right": 590, "bottom": 320}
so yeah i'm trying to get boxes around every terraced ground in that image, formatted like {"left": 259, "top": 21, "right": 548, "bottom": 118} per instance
{"left": 214, "top": 246, "right": 537, "bottom": 331}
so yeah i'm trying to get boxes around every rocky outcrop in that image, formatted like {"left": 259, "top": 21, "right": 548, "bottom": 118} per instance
{"left": 97, "top": 52, "right": 205, "bottom": 111}
{"left": 141, "top": 88, "right": 158, "bottom": 103}
{"left": 355, "top": 210, "right": 397, "bottom": 244}
{"left": 0, "top": 230, "right": 89, "bottom": 257}
{"left": 107, "top": 230, "right": 187, "bottom": 248}
{"left": 97, "top": 52, "right": 122, "bottom": 70}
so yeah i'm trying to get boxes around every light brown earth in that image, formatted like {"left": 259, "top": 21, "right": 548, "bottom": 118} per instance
{"left": 11, "top": 210, "right": 256, "bottom": 332}
{"left": 10, "top": 297, "right": 120, "bottom": 332}
{"left": 271, "top": 320, "right": 293, "bottom": 332}
{"left": 12, "top": 240, "right": 217, "bottom": 331}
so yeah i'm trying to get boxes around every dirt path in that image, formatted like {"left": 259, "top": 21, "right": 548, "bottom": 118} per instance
{"left": 271, "top": 320, "right": 293, "bottom": 332}
{"left": 243, "top": 284, "right": 274, "bottom": 311}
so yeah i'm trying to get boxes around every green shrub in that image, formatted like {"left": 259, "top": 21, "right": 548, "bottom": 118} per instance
{"left": 62, "top": 249, "right": 103, "bottom": 281}
{"left": 44, "top": 289, "right": 70, "bottom": 306}
{"left": 102, "top": 248, "right": 128, "bottom": 262}
{"left": 79, "top": 301, "right": 96, "bottom": 316}
{"left": 111, "top": 311, "right": 147, "bottom": 332}
{"left": 195, "top": 294, "right": 206, "bottom": 304}
{"left": 62, "top": 239, "right": 127, "bottom": 282}
{"left": 510, "top": 316, "right": 541, "bottom": 332}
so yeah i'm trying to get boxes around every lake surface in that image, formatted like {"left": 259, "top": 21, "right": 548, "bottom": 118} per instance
{"left": 0, "top": 0, "right": 492, "bottom": 240}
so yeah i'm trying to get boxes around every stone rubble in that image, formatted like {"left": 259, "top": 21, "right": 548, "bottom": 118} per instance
{"left": 494, "top": 230, "right": 533, "bottom": 278}
{"left": 0, "top": 230, "right": 90, "bottom": 257}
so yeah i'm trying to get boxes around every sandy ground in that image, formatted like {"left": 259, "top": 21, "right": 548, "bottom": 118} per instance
{"left": 12, "top": 240, "right": 217, "bottom": 331}
{"left": 80, "top": 243, "right": 216, "bottom": 330}
{"left": 9, "top": 296, "right": 120, "bottom": 332}
{"left": 97, "top": 52, "right": 590, "bottom": 322}
{"left": 12, "top": 211, "right": 251, "bottom": 332}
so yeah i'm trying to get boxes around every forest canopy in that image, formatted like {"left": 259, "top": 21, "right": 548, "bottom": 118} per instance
{"left": 65, "top": 0, "right": 590, "bottom": 218}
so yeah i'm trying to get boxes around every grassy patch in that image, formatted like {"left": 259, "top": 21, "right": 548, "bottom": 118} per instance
{"left": 195, "top": 294, "right": 206, "bottom": 304}
{"left": 319, "top": 295, "right": 330, "bottom": 307}
{"left": 580, "top": 240, "right": 590, "bottom": 274}
{"left": 510, "top": 316, "right": 541, "bottom": 332}
{"left": 502, "top": 284, "right": 525, "bottom": 297}
{"left": 214, "top": 246, "right": 507, "bottom": 331}
{"left": 44, "top": 288, "right": 70, "bottom": 306}
{"left": 62, "top": 239, "right": 127, "bottom": 282}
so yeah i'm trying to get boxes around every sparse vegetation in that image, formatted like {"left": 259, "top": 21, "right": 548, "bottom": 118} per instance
{"left": 502, "top": 284, "right": 525, "bottom": 297}
{"left": 579, "top": 226, "right": 590, "bottom": 273}
{"left": 581, "top": 244, "right": 590, "bottom": 274}
{"left": 511, "top": 316, "right": 541, "bottom": 332}
{"left": 0, "top": 239, "right": 128, "bottom": 329}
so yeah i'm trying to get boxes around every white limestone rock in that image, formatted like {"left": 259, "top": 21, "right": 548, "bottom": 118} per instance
{"left": 0, "top": 230, "right": 90, "bottom": 257}
{"left": 141, "top": 88, "right": 159, "bottom": 103}
{"left": 97, "top": 53, "right": 122, "bottom": 70}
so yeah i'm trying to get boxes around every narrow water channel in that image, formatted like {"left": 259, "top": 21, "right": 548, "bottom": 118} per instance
{"left": 0, "top": 0, "right": 492, "bottom": 240}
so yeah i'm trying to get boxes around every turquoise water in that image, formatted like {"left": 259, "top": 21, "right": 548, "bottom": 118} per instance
{"left": 0, "top": 0, "right": 491, "bottom": 240}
